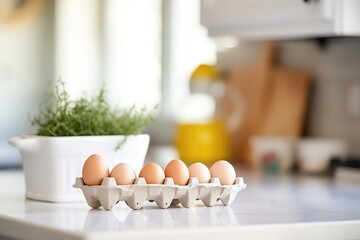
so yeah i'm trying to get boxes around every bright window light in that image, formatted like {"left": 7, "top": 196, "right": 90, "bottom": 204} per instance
{"left": 162, "top": 0, "right": 216, "bottom": 119}
{"left": 104, "top": 0, "right": 162, "bottom": 109}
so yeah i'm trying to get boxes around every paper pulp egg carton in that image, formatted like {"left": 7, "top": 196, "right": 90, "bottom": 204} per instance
{"left": 73, "top": 177, "right": 246, "bottom": 210}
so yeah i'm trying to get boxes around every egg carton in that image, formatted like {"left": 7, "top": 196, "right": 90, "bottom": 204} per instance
{"left": 73, "top": 177, "right": 246, "bottom": 210}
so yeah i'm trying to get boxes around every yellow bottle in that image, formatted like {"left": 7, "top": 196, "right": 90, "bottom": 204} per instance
{"left": 175, "top": 121, "right": 230, "bottom": 166}
{"left": 174, "top": 64, "right": 241, "bottom": 166}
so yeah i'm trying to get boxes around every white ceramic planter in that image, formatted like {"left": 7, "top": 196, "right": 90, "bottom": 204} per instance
{"left": 9, "top": 134, "right": 150, "bottom": 202}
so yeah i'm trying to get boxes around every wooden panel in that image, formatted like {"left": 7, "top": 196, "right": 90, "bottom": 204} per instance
{"left": 261, "top": 68, "right": 310, "bottom": 137}
{"left": 227, "top": 68, "right": 270, "bottom": 165}
{"left": 226, "top": 45, "right": 275, "bottom": 165}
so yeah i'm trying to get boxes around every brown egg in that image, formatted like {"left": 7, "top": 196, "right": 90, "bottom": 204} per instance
{"left": 165, "top": 159, "right": 189, "bottom": 185}
{"left": 82, "top": 154, "right": 109, "bottom": 186}
{"left": 210, "top": 160, "right": 236, "bottom": 185}
{"left": 139, "top": 162, "right": 165, "bottom": 184}
{"left": 110, "top": 163, "right": 136, "bottom": 185}
{"left": 188, "top": 162, "right": 211, "bottom": 183}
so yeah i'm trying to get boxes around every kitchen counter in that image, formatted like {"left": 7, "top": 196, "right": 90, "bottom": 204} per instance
{"left": 0, "top": 170, "right": 359, "bottom": 240}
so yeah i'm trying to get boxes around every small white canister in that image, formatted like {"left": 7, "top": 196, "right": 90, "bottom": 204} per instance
{"left": 250, "top": 136, "right": 296, "bottom": 174}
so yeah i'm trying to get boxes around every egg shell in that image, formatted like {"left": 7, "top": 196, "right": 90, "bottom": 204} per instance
{"left": 165, "top": 159, "right": 189, "bottom": 186}
{"left": 139, "top": 162, "right": 165, "bottom": 184}
{"left": 82, "top": 154, "right": 109, "bottom": 186}
{"left": 210, "top": 160, "right": 236, "bottom": 185}
{"left": 110, "top": 163, "right": 136, "bottom": 185}
{"left": 188, "top": 162, "right": 211, "bottom": 183}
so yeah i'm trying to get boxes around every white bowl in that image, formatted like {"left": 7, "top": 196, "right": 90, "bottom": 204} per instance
{"left": 9, "top": 134, "right": 150, "bottom": 202}
{"left": 297, "top": 138, "right": 346, "bottom": 173}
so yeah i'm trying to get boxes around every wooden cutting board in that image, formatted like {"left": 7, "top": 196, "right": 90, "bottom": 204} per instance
{"left": 261, "top": 68, "right": 310, "bottom": 137}
{"left": 225, "top": 44, "right": 310, "bottom": 166}
{"left": 226, "top": 68, "right": 270, "bottom": 165}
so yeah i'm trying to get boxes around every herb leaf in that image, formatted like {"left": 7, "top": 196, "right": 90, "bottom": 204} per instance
{"left": 31, "top": 80, "right": 155, "bottom": 140}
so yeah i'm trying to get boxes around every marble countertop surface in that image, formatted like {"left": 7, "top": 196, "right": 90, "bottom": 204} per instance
{"left": 0, "top": 170, "right": 359, "bottom": 240}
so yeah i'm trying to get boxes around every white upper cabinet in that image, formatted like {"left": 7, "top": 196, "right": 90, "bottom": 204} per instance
{"left": 201, "top": 0, "right": 360, "bottom": 40}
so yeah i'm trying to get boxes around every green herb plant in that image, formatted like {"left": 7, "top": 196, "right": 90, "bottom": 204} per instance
{"left": 31, "top": 80, "right": 155, "bottom": 149}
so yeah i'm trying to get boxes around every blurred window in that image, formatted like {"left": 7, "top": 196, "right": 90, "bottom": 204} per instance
{"left": 161, "top": 0, "right": 216, "bottom": 118}
{"left": 56, "top": 0, "right": 215, "bottom": 115}
{"left": 104, "top": 0, "right": 162, "bottom": 108}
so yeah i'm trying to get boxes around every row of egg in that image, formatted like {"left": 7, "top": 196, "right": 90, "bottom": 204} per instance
{"left": 82, "top": 154, "right": 237, "bottom": 186}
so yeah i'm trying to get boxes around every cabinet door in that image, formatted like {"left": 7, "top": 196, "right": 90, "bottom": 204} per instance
{"left": 201, "top": 0, "right": 343, "bottom": 39}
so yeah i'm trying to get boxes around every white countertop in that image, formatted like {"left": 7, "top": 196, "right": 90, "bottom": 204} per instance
{"left": 0, "top": 170, "right": 359, "bottom": 240}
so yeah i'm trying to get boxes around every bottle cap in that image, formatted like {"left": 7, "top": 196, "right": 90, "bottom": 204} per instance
{"left": 190, "top": 64, "right": 218, "bottom": 82}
